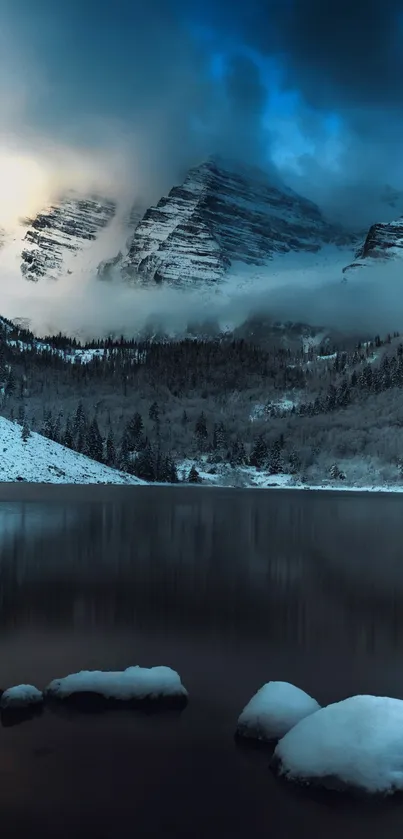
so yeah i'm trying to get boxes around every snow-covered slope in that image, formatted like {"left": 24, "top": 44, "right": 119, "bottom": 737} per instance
{"left": 0, "top": 416, "right": 144, "bottom": 484}
{"left": 122, "top": 157, "right": 353, "bottom": 287}
{"left": 343, "top": 217, "right": 403, "bottom": 274}
{"left": 0, "top": 193, "right": 142, "bottom": 285}
{"left": 0, "top": 160, "right": 356, "bottom": 294}
{"left": 20, "top": 195, "right": 117, "bottom": 281}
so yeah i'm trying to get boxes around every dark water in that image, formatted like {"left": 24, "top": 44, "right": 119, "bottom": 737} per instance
{"left": 1, "top": 485, "right": 403, "bottom": 837}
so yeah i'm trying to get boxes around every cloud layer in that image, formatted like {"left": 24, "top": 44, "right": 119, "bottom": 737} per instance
{"left": 1, "top": 0, "right": 403, "bottom": 224}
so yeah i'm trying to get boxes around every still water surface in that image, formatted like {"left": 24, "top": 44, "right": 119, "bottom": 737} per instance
{"left": 0, "top": 485, "right": 403, "bottom": 838}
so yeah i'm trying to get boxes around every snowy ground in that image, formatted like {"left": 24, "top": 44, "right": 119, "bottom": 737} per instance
{"left": 178, "top": 458, "right": 403, "bottom": 494}
{"left": 0, "top": 416, "right": 144, "bottom": 484}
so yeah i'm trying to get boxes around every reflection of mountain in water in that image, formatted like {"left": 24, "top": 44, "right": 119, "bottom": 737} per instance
{"left": 1, "top": 489, "right": 403, "bottom": 653}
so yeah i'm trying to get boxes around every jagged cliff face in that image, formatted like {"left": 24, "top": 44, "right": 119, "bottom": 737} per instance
{"left": 20, "top": 195, "right": 117, "bottom": 282}
{"left": 122, "top": 158, "right": 352, "bottom": 286}
{"left": 0, "top": 159, "right": 355, "bottom": 289}
{"left": 343, "top": 218, "right": 403, "bottom": 274}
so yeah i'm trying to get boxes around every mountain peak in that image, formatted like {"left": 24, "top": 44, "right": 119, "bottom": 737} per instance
{"left": 343, "top": 216, "right": 403, "bottom": 274}
{"left": 122, "top": 156, "right": 351, "bottom": 287}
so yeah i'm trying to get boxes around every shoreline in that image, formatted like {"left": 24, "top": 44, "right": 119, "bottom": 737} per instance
{"left": 0, "top": 480, "right": 402, "bottom": 501}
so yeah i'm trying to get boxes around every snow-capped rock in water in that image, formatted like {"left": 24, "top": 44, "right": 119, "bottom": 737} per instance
{"left": 343, "top": 217, "right": 403, "bottom": 274}
{"left": 272, "top": 695, "right": 403, "bottom": 796}
{"left": 236, "top": 681, "right": 320, "bottom": 743}
{"left": 0, "top": 415, "right": 144, "bottom": 484}
{"left": 122, "top": 157, "right": 352, "bottom": 287}
{"left": 0, "top": 685, "right": 43, "bottom": 709}
{"left": 45, "top": 666, "right": 188, "bottom": 707}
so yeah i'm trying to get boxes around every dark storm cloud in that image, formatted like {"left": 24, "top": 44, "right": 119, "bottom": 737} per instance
{"left": 207, "top": 0, "right": 403, "bottom": 110}
{"left": 190, "top": 0, "right": 403, "bottom": 224}
{"left": 213, "top": 55, "right": 269, "bottom": 162}
{"left": 2, "top": 0, "right": 403, "bottom": 221}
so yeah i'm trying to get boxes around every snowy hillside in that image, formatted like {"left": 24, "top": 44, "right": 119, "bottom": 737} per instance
{"left": 0, "top": 416, "right": 144, "bottom": 484}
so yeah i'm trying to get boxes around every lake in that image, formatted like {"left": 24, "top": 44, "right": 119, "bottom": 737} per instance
{"left": 0, "top": 484, "right": 403, "bottom": 838}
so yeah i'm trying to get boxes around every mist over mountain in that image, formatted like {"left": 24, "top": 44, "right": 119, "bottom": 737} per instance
{"left": 1, "top": 1, "right": 403, "bottom": 345}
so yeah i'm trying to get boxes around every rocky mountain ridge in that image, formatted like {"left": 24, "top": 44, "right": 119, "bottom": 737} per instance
{"left": 121, "top": 157, "right": 353, "bottom": 286}
{"left": 20, "top": 195, "right": 117, "bottom": 281}
{"left": 343, "top": 218, "right": 403, "bottom": 274}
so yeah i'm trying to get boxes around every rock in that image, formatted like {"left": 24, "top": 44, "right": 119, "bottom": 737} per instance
{"left": 20, "top": 194, "right": 116, "bottom": 282}
{"left": 122, "top": 157, "right": 351, "bottom": 287}
{"left": 343, "top": 217, "right": 403, "bottom": 273}
{"left": 45, "top": 666, "right": 188, "bottom": 711}
{"left": 272, "top": 695, "right": 403, "bottom": 796}
{"left": 236, "top": 681, "right": 320, "bottom": 743}
{"left": 0, "top": 684, "right": 43, "bottom": 710}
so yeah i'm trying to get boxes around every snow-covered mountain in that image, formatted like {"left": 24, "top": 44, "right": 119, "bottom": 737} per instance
{"left": 0, "top": 415, "right": 144, "bottom": 484}
{"left": 0, "top": 158, "right": 357, "bottom": 291}
{"left": 121, "top": 157, "right": 353, "bottom": 287}
{"left": 0, "top": 193, "right": 141, "bottom": 284}
{"left": 343, "top": 218, "right": 403, "bottom": 274}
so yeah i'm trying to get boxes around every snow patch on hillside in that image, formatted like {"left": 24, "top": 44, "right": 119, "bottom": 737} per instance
{"left": 0, "top": 416, "right": 144, "bottom": 484}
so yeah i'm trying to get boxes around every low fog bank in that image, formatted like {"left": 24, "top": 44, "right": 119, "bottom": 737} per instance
{"left": 1, "top": 252, "right": 402, "bottom": 344}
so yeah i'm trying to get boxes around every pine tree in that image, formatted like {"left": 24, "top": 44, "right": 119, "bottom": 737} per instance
{"left": 181, "top": 410, "right": 189, "bottom": 427}
{"left": 289, "top": 450, "right": 301, "bottom": 475}
{"left": 326, "top": 383, "right": 337, "bottom": 411}
{"left": 230, "top": 438, "right": 246, "bottom": 466}
{"left": 249, "top": 435, "right": 268, "bottom": 468}
{"left": 167, "top": 457, "right": 179, "bottom": 483}
{"left": 133, "top": 443, "right": 156, "bottom": 481}
{"left": 53, "top": 412, "right": 63, "bottom": 444}
{"left": 63, "top": 417, "right": 74, "bottom": 449}
{"left": 18, "top": 404, "right": 25, "bottom": 426}
{"left": 85, "top": 418, "right": 103, "bottom": 462}
{"left": 269, "top": 440, "right": 282, "bottom": 475}
{"left": 125, "top": 412, "right": 144, "bottom": 450}
{"left": 41, "top": 409, "right": 54, "bottom": 440}
{"left": 149, "top": 401, "right": 160, "bottom": 423}
{"left": 188, "top": 464, "right": 202, "bottom": 483}
{"left": 21, "top": 416, "right": 30, "bottom": 442}
{"left": 5, "top": 370, "right": 16, "bottom": 397}
{"left": 106, "top": 429, "right": 116, "bottom": 467}
{"left": 213, "top": 421, "right": 227, "bottom": 451}
{"left": 73, "top": 402, "right": 87, "bottom": 450}
{"left": 118, "top": 432, "right": 131, "bottom": 471}
{"left": 195, "top": 412, "right": 208, "bottom": 450}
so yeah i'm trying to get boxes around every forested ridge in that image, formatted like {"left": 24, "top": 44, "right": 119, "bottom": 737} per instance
{"left": 1, "top": 316, "right": 402, "bottom": 485}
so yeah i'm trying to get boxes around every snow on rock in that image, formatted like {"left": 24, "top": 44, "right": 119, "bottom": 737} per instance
{"left": 0, "top": 685, "right": 43, "bottom": 710}
{"left": 237, "top": 681, "right": 320, "bottom": 743}
{"left": 343, "top": 218, "right": 403, "bottom": 274}
{"left": 122, "top": 157, "right": 351, "bottom": 287}
{"left": 273, "top": 695, "right": 403, "bottom": 796}
{"left": 0, "top": 415, "right": 144, "bottom": 484}
{"left": 45, "top": 666, "right": 188, "bottom": 707}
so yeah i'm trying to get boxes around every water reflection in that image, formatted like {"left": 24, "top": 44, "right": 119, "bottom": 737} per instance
{"left": 0, "top": 489, "right": 402, "bottom": 655}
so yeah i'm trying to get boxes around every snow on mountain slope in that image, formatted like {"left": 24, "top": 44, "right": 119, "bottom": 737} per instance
{"left": 20, "top": 195, "right": 117, "bottom": 282}
{"left": 0, "top": 416, "right": 144, "bottom": 484}
{"left": 0, "top": 193, "right": 142, "bottom": 285}
{"left": 343, "top": 218, "right": 403, "bottom": 274}
{"left": 122, "top": 157, "right": 354, "bottom": 287}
